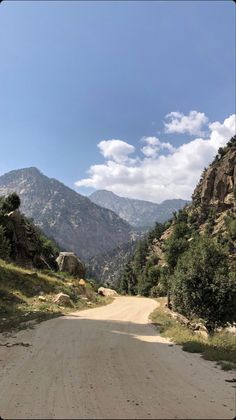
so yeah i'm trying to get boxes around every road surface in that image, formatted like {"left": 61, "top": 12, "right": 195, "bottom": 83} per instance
{"left": 0, "top": 297, "right": 235, "bottom": 419}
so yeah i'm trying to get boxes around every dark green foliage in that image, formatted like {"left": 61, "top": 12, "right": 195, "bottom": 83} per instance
{"left": 0, "top": 193, "right": 21, "bottom": 214}
{"left": 150, "top": 265, "right": 169, "bottom": 297}
{"left": 225, "top": 213, "right": 236, "bottom": 241}
{"left": 226, "top": 135, "right": 236, "bottom": 148}
{"left": 0, "top": 226, "right": 10, "bottom": 260}
{"left": 137, "top": 259, "right": 160, "bottom": 296}
{"left": 171, "top": 236, "right": 236, "bottom": 332}
{"left": 165, "top": 222, "right": 191, "bottom": 272}
{"left": 211, "top": 135, "right": 236, "bottom": 165}
{"left": 172, "top": 207, "right": 188, "bottom": 224}
{"left": 119, "top": 260, "right": 137, "bottom": 295}
{"left": 147, "top": 222, "right": 165, "bottom": 244}
{"left": 119, "top": 238, "right": 149, "bottom": 295}
{"left": 133, "top": 239, "right": 149, "bottom": 276}
{"left": 205, "top": 207, "right": 216, "bottom": 235}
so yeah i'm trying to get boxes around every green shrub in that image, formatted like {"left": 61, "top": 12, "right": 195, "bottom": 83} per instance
{"left": 171, "top": 236, "right": 236, "bottom": 332}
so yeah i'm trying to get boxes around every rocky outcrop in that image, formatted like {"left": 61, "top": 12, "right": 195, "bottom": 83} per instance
{"left": 56, "top": 252, "right": 85, "bottom": 277}
{"left": 98, "top": 287, "right": 118, "bottom": 297}
{"left": 1, "top": 210, "right": 53, "bottom": 268}
{"left": 192, "top": 143, "right": 236, "bottom": 212}
{"left": 53, "top": 292, "right": 73, "bottom": 306}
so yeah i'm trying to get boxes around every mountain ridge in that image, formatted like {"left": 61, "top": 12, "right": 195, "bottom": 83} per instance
{"left": 90, "top": 189, "right": 189, "bottom": 227}
{"left": 0, "top": 167, "right": 133, "bottom": 261}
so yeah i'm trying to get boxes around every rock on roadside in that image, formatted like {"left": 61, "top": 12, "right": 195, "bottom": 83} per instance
{"left": 98, "top": 287, "right": 118, "bottom": 297}
{"left": 56, "top": 252, "right": 85, "bottom": 277}
{"left": 53, "top": 293, "right": 73, "bottom": 307}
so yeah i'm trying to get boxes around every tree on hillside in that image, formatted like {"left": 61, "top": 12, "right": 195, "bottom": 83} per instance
{"left": 165, "top": 221, "right": 191, "bottom": 273}
{"left": 171, "top": 236, "right": 236, "bottom": 332}
{"left": 147, "top": 222, "right": 165, "bottom": 244}
{"left": 0, "top": 226, "right": 10, "bottom": 260}
{"left": 133, "top": 239, "right": 149, "bottom": 276}
{"left": 137, "top": 263, "right": 161, "bottom": 296}
{"left": 119, "top": 260, "right": 137, "bottom": 295}
{"left": 0, "top": 193, "right": 21, "bottom": 214}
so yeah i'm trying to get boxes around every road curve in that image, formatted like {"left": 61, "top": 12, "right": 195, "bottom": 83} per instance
{"left": 0, "top": 297, "right": 234, "bottom": 419}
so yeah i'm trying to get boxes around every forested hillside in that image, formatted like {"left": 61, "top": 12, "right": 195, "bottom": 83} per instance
{"left": 119, "top": 136, "right": 236, "bottom": 332}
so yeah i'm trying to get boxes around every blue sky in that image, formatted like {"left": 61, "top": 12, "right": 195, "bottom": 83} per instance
{"left": 0, "top": 1, "right": 235, "bottom": 202}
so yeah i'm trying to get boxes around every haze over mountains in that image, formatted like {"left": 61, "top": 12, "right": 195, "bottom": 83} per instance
{"left": 90, "top": 190, "right": 189, "bottom": 228}
{"left": 0, "top": 168, "right": 132, "bottom": 261}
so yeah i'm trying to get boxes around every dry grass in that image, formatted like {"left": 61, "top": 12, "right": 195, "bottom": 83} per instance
{"left": 0, "top": 259, "right": 112, "bottom": 333}
{"left": 150, "top": 298, "right": 236, "bottom": 371}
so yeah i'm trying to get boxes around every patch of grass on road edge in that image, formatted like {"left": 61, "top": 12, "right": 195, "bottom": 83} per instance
{"left": 150, "top": 298, "right": 236, "bottom": 371}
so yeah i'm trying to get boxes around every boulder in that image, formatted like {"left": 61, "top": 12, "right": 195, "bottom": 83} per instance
{"left": 53, "top": 292, "right": 73, "bottom": 306}
{"left": 78, "top": 279, "right": 86, "bottom": 286}
{"left": 38, "top": 296, "right": 46, "bottom": 302}
{"left": 56, "top": 252, "right": 85, "bottom": 277}
{"left": 98, "top": 287, "right": 118, "bottom": 297}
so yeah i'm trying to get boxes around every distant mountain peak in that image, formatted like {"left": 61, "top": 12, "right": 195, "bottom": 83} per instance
{"left": 90, "top": 190, "right": 189, "bottom": 227}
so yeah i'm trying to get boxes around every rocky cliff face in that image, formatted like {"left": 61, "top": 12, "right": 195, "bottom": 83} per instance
{"left": 90, "top": 190, "right": 189, "bottom": 228}
{"left": 192, "top": 144, "right": 236, "bottom": 212}
{"left": 0, "top": 168, "right": 132, "bottom": 261}
{"left": 191, "top": 138, "right": 236, "bottom": 234}
{"left": 1, "top": 210, "right": 58, "bottom": 269}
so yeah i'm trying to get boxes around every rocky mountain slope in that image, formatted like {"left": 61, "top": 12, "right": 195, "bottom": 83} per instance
{"left": 0, "top": 168, "right": 132, "bottom": 261}
{"left": 90, "top": 190, "right": 189, "bottom": 228}
{"left": 119, "top": 136, "right": 236, "bottom": 296}
{"left": 87, "top": 240, "right": 137, "bottom": 287}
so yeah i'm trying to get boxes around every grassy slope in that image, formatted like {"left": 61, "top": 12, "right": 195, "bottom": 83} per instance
{"left": 0, "top": 259, "right": 112, "bottom": 333}
{"left": 150, "top": 298, "right": 236, "bottom": 371}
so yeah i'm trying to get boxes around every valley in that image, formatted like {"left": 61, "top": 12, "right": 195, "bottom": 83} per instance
{"left": 0, "top": 138, "right": 235, "bottom": 420}
{"left": 0, "top": 2, "right": 235, "bottom": 418}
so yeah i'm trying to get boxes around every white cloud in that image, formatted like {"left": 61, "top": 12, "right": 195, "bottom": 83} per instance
{"left": 141, "top": 137, "right": 176, "bottom": 158}
{"left": 75, "top": 113, "right": 236, "bottom": 203}
{"left": 164, "top": 110, "right": 209, "bottom": 136}
{"left": 98, "top": 139, "right": 135, "bottom": 163}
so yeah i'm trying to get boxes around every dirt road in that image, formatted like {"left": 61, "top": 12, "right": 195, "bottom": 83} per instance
{"left": 0, "top": 297, "right": 234, "bottom": 419}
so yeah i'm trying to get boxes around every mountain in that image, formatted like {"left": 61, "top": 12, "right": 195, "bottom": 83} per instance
{"left": 0, "top": 168, "right": 132, "bottom": 261}
{"left": 89, "top": 190, "right": 189, "bottom": 228}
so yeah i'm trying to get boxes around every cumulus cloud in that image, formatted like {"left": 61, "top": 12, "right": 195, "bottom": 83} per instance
{"left": 164, "top": 110, "right": 209, "bottom": 136}
{"left": 75, "top": 113, "right": 236, "bottom": 203}
{"left": 141, "top": 137, "right": 176, "bottom": 158}
{"left": 98, "top": 139, "right": 135, "bottom": 163}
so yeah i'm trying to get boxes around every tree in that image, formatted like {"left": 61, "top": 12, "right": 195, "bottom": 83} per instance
{"left": 137, "top": 262, "right": 160, "bottom": 296}
{"left": 0, "top": 193, "right": 21, "bottom": 214}
{"left": 119, "top": 261, "right": 137, "bottom": 295}
{"left": 171, "top": 236, "right": 236, "bottom": 332}
{"left": 0, "top": 226, "right": 10, "bottom": 260}
{"left": 148, "top": 222, "right": 165, "bottom": 244}
{"left": 133, "top": 239, "right": 149, "bottom": 276}
{"left": 165, "top": 222, "right": 191, "bottom": 272}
